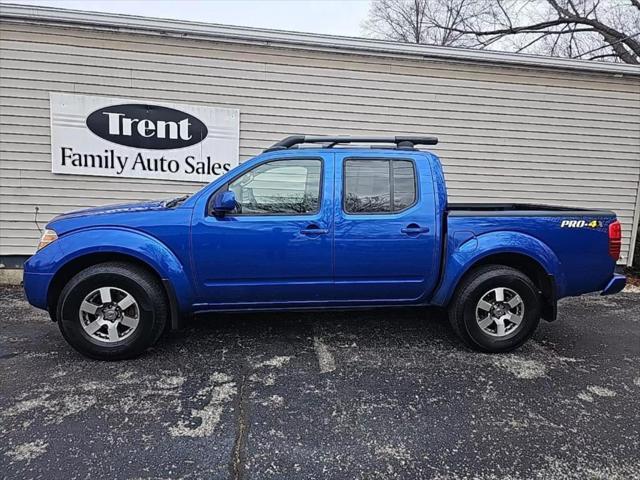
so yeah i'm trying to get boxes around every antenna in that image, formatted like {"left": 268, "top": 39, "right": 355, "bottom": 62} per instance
{"left": 34, "top": 206, "right": 42, "bottom": 234}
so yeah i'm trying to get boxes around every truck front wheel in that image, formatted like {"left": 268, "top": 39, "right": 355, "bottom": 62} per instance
{"left": 448, "top": 265, "right": 541, "bottom": 352}
{"left": 56, "top": 262, "right": 168, "bottom": 360}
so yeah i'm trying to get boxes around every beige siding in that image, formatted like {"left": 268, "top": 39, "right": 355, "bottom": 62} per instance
{"left": 1, "top": 22, "right": 639, "bottom": 262}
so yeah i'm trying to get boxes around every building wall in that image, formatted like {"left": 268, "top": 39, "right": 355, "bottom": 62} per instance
{"left": 1, "top": 21, "right": 639, "bottom": 262}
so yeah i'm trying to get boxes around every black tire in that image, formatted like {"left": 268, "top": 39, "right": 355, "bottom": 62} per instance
{"left": 56, "top": 262, "right": 168, "bottom": 360}
{"left": 448, "top": 265, "right": 541, "bottom": 353}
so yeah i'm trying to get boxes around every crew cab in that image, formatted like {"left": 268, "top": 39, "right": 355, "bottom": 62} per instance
{"left": 23, "top": 135, "right": 627, "bottom": 360}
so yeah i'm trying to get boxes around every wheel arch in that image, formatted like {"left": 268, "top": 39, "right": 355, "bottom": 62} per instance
{"left": 44, "top": 228, "right": 191, "bottom": 329}
{"left": 49, "top": 252, "right": 154, "bottom": 317}
{"left": 432, "top": 231, "right": 562, "bottom": 321}
{"left": 456, "top": 252, "right": 557, "bottom": 321}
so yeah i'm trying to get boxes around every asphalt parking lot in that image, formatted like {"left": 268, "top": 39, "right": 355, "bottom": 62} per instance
{"left": 1, "top": 285, "right": 639, "bottom": 480}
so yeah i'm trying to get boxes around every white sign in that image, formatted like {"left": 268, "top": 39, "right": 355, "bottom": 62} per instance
{"left": 50, "top": 93, "right": 239, "bottom": 182}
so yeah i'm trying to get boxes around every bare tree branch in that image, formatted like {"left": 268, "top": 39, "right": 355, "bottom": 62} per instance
{"left": 363, "top": 0, "right": 640, "bottom": 64}
{"left": 515, "top": 32, "right": 546, "bottom": 51}
{"left": 590, "top": 53, "right": 619, "bottom": 59}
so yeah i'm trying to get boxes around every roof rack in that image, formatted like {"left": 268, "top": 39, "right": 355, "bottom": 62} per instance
{"left": 263, "top": 135, "right": 438, "bottom": 152}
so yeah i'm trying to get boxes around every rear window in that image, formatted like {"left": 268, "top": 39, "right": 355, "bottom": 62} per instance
{"left": 344, "top": 159, "right": 416, "bottom": 214}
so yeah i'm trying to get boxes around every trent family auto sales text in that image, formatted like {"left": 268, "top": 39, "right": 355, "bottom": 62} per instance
{"left": 59, "top": 147, "right": 232, "bottom": 176}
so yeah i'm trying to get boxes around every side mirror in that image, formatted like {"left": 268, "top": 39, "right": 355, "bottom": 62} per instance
{"left": 212, "top": 190, "right": 237, "bottom": 216}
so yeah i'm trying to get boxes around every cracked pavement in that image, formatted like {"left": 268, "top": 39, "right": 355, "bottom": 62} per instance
{"left": 0, "top": 285, "right": 639, "bottom": 479}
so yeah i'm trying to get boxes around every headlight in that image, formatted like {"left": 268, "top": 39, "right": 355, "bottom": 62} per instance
{"left": 37, "top": 229, "right": 58, "bottom": 251}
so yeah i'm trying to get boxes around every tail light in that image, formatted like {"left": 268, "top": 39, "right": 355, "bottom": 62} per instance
{"left": 608, "top": 220, "right": 622, "bottom": 261}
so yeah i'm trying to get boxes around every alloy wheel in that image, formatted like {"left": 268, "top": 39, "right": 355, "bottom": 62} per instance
{"left": 475, "top": 287, "right": 525, "bottom": 337}
{"left": 78, "top": 286, "right": 140, "bottom": 343}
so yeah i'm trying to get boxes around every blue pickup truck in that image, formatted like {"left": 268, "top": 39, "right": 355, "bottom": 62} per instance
{"left": 24, "top": 135, "right": 626, "bottom": 360}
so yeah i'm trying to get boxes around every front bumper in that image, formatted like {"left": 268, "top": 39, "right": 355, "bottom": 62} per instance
{"left": 601, "top": 274, "right": 626, "bottom": 296}
{"left": 23, "top": 270, "right": 54, "bottom": 310}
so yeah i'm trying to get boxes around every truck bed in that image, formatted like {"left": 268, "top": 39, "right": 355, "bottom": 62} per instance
{"left": 445, "top": 204, "right": 618, "bottom": 298}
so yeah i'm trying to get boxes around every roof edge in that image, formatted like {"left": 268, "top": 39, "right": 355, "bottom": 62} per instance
{"left": 1, "top": 2, "right": 639, "bottom": 77}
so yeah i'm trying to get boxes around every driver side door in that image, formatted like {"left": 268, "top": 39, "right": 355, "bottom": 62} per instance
{"left": 190, "top": 154, "right": 334, "bottom": 308}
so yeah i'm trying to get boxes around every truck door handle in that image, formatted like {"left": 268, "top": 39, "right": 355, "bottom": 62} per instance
{"left": 401, "top": 224, "right": 430, "bottom": 235}
{"left": 301, "top": 224, "right": 328, "bottom": 236}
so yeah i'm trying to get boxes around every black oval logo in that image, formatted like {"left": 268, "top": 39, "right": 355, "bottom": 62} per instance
{"left": 86, "top": 104, "right": 208, "bottom": 149}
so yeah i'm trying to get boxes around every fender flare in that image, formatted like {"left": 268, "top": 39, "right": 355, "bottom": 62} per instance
{"left": 42, "top": 227, "right": 193, "bottom": 320}
{"left": 431, "top": 230, "right": 564, "bottom": 307}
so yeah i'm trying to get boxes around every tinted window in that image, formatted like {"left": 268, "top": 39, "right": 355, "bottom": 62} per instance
{"left": 228, "top": 159, "right": 321, "bottom": 215}
{"left": 344, "top": 160, "right": 391, "bottom": 213}
{"left": 344, "top": 159, "right": 416, "bottom": 214}
{"left": 392, "top": 160, "right": 416, "bottom": 210}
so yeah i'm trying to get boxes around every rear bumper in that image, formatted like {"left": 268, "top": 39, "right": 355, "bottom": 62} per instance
{"left": 601, "top": 274, "right": 626, "bottom": 296}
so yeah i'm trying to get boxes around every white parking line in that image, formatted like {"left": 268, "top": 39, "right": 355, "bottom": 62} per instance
{"left": 313, "top": 335, "right": 336, "bottom": 374}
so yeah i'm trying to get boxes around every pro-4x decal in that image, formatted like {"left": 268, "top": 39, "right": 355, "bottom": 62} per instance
{"left": 560, "top": 220, "right": 603, "bottom": 228}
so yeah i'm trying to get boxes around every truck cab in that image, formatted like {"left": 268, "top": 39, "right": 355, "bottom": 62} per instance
{"left": 23, "top": 135, "right": 626, "bottom": 360}
{"left": 190, "top": 147, "right": 442, "bottom": 307}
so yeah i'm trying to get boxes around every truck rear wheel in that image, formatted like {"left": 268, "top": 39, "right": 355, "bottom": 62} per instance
{"left": 448, "top": 265, "right": 541, "bottom": 353}
{"left": 56, "top": 262, "right": 168, "bottom": 360}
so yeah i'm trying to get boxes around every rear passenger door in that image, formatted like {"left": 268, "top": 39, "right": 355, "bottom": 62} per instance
{"left": 333, "top": 152, "right": 439, "bottom": 302}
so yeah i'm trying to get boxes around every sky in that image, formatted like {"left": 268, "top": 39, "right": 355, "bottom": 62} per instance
{"left": 4, "top": 0, "right": 373, "bottom": 36}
